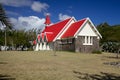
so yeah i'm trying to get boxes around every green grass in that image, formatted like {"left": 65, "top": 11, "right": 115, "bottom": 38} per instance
{"left": 0, "top": 51, "right": 120, "bottom": 80}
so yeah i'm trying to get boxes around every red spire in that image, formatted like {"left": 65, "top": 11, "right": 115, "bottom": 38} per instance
{"left": 44, "top": 14, "right": 51, "bottom": 25}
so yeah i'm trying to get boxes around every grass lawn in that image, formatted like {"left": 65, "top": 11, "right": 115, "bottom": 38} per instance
{"left": 0, "top": 51, "right": 120, "bottom": 80}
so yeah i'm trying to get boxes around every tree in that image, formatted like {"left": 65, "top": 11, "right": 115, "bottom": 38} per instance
{"left": 0, "top": 4, "right": 13, "bottom": 50}
{"left": 97, "top": 22, "right": 120, "bottom": 43}
{"left": 0, "top": 4, "right": 12, "bottom": 29}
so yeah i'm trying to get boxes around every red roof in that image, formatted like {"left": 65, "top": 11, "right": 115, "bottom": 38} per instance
{"left": 42, "top": 18, "right": 71, "bottom": 42}
{"left": 45, "top": 32, "right": 53, "bottom": 42}
{"left": 44, "top": 15, "right": 51, "bottom": 25}
{"left": 61, "top": 18, "right": 86, "bottom": 38}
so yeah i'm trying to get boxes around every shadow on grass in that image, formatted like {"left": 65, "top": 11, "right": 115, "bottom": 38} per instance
{"left": 103, "top": 61, "right": 120, "bottom": 68}
{"left": 73, "top": 71, "right": 120, "bottom": 80}
{"left": 102, "top": 54, "right": 120, "bottom": 59}
{"left": 106, "top": 56, "right": 120, "bottom": 59}
{"left": 0, "top": 74, "right": 15, "bottom": 80}
{"left": 0, "top": 62, "right": 7, "bottom": 64}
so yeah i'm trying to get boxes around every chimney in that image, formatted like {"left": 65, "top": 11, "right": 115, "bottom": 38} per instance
{"left": 44, "top": 14, "right": 51, "bottom": 26}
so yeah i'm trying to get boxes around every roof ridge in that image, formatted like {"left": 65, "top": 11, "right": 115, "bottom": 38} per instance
{"left": 75, "top": 17, "right": 88, "bottom": 23}
{"left": 48, "top": 17, "right": 72, "bottom": 26}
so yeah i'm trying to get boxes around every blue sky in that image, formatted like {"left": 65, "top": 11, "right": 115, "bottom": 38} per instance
{"left": 0, "top": 0, "right": 120, "bottom": 30}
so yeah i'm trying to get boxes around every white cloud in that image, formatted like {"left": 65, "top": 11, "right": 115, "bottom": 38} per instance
{"left": 0, "top": 0, "right": 49, "bottom": 12}
{"left": 31, "top": 1, "right": 49, "bottom": 12}
{"left": 0, "top": 0, "right": 32, "bottom": 7}
{"left": 6, "top": 11, "right": 20, "bottom": 16}
{"left": 59, "top": 13, "right": 71, "bottom": 21}
{"left": 10, "top": 16, "right": 45, "bottom": 30}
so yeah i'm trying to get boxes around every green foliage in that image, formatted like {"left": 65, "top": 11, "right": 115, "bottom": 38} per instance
{"left": 0, "top": 4, "right": 12, "bottom": 29}
{"left": 0, "top": 4, "right": 37, "bottom": 50}
{"left": 97, "top": 23, "right": 120, "bottom": 53}
{"left": 0, "top": 30, "right": 4, "bottom": 45}
{"left": 27, "top": 47, "right": 34, "bottom": 51}
{"left": 97, "top": 23, "right": 120, "bottom": 43}
{"left": 92, "top": 50, "right": 102, "bottom": 54}
{"left": 102, "top": 42, "right": 120, "bottom": 53}
{"left": 0, "top": 29, "right": 36, "bottom": 50}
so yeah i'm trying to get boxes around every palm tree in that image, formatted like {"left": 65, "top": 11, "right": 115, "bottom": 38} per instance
{"left": 0, "top": 4, "right": 13, "bottom": 50}
{"left": 0, "top": 3, "right": 12, "bottom": 29}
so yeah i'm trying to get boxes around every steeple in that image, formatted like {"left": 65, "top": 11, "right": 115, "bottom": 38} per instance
{"left": 44, "top": 14, "right": 51, "bottom": 26}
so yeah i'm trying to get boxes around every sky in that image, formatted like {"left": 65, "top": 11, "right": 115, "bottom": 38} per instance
{"left": 0, "top": 0, "right": 120, "bottom": 30}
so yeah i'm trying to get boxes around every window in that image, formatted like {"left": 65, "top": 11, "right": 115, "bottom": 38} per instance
{"left": 61, "top": 38, "right": 74, "bottom": 44}
{"left": 83, "top": 36, "right": 85, "bottom": 43}
{"left": 68, "top": 38, "right": 73, "bottom": 43}
{"left": 87, "top": 36, "right": 88, "bottom": 43}
{"left": 61, "top": 39, "right": 67, "bottom": 44}
{"left": 90, "top": 37, "right": 93, "bottom": 44}
{"left": 83, "top": 36, "right": 93, "bottom": 45}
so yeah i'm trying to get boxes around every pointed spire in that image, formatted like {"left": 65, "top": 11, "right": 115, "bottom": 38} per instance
{"left": 44, "top": 14, "right": 51, "bottom": 26}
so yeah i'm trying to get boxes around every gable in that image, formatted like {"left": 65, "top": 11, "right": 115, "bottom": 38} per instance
{"left": 77, "top": 22, "right": 97, "bottom": 36}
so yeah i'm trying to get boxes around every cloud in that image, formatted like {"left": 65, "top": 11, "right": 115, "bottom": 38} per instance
{"left": 31, "top": 1, "right": 49, "bottom": 12}
{"left": 6, "top": 11, "right": 20, "bottom": 16}
{"left": 10, "top": 16, "right": 45, "bottom": 30}
{"left": 0, "top": 0, "right": 32, "bottom": 7}
{"left": 0, "top": 0, "right": 49, "bottom": 12}
{"left": 59, "top": 13, "right": 71, "bottom": 21}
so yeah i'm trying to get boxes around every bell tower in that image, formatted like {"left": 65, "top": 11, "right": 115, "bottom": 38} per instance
{"left": 44, "top": 14, "right": 51, "bottom": 26}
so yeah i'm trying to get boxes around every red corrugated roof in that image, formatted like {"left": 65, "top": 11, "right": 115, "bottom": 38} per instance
{"left": 61, "top": 18, "right": 86, "bottom": 38}
{"left": 42, "top": 18, "right": 71, "bottom": 42}
{"left": 46, "top": 32, "right": 53, "bottom": 42}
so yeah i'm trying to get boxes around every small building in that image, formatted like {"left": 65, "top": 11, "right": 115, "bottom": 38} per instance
{"left": 35, "top": 15, "right": 102, "bottom": 53}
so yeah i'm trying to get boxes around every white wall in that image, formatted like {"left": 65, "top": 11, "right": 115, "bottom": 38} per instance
{"left": 78, "top": 22, "right": 97, "bottom": 36}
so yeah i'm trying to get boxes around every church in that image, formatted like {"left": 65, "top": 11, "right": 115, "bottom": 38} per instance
{"left": 34, "top": 15, "right": 102, "bottom": 53}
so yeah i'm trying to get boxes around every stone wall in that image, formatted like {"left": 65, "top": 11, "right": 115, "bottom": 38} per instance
{"left": 75, "top": 36, "right": 83, "bottom": 52}
{"left": 75, "top": 36, "right": 100, "bottom": 53}
{"left": 54, "top": 36, "right": 100, "bottom": 53}
{"left": 55, "top": 38, "right": 75, "bottom": 51}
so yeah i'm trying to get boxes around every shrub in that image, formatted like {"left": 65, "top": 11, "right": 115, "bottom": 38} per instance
{"left": 92, "top": 50, "right": 102, "bottom": 54}
{"left": 28, "top": 48, "right": 33, "bottom": 51}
